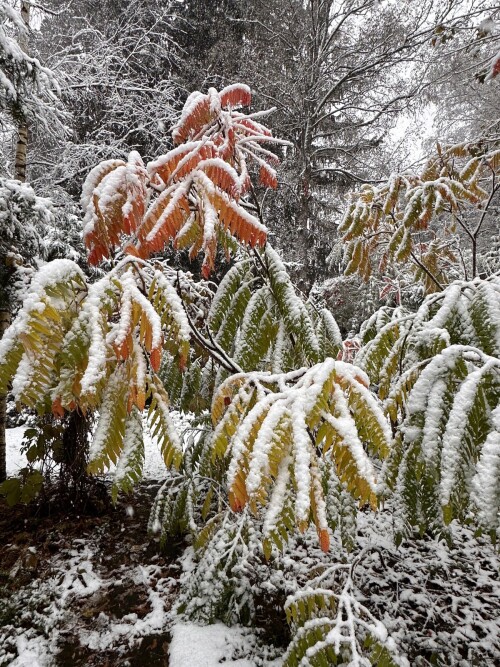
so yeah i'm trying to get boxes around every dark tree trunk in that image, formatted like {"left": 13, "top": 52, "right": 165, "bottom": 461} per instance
{"left": 61, "top": 410, "right": 91, "bottom": 504}
{"left": 0, "top": 309, "right": 11, "bottom": 482}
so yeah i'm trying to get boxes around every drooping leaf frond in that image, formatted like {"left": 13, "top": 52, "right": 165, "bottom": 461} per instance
{"left": 264, "top": 245, "right": 321, "bottom": 365}
{"left": 283, "top": 560, "right": 405, "bottom": 667}
{"left": 82, "top": 152, "right": 148, "bottom": 265}
{"left": 358, "top": 275, "right": 500, "bottom": 399}
{"left": 205, "top": 247, "right": 337, "bottom": 377}
{"left": 0, "top": 257, "right": 191, "bottom": 496}
{"left": 147, "top": 375, "right": 183, "bottom": 469}
{"left": 111, "top": 406, "right": 145, "bottom": 501}
{"left": 176, "top": 509, "right": 262, "bottom": 625}
{"left": 81, "top": 84, "right": 290, "bottom": 275}
{"left": 148, "top": 423, "right": 222, "bottom": 546}
{"left": 0, "top": 259, "right": 87, "bottom": 409}
{"left": 316, "top": 308, "right": 343, "bottom": 360}
{"left": 385, "top": 346, "right": 500, "bottom": 539}
{"left": 208, "top": 259, "right": 254, "bottom": 334}
{"left": 358, "top": 276, "right": 500, "bottom": 539}
{"left": 211, "top": 359, "right": 392, "bottom": 552}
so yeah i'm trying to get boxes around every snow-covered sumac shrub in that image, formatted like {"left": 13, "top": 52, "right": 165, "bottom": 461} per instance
{"left": 0, "top": 84, "right": 289, "bottom": 498}
{"left": 1, "top": 81, "right": 499, "bottom": 566}
{"left": 358, "top": 275, "right": 500, "bottom": 540}
{"left": 341, "top": 142, "right": 500, "bottom": 292}
{"left": 0, "top": 83, "right": 397, "bottom": 569}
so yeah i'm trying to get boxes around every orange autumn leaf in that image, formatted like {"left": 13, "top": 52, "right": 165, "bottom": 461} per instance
{"left": 148, "top": 142, "right": 215, "bottom": 185}
{"left": 219, "top": 83, "right": 252, "bottom": 109}
{"left": 229, "top": 491, "right": 245, "bottom": 512}
{"left": 319, "top": 529, "right": 330, "bottom": 553}
{"left": 150, "top": 347, "right": 162, "bottom": 372}
{"left": 136, "top": 389, "right": 146, "bottom": 411}
{"left": 259, "top": 163, "right": 278, "bottom": 189}
{"left": 52, "top": 397, "right": 65, "bottom": 418}
{"left": 83, "top": 153, "right": 148, "bottom": 265}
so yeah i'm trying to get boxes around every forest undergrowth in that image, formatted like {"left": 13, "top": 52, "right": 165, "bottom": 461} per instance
{"left": 0, "top": 481, "right": 177, "bottom": 666}
{"left": 1, "top": 476, "right": 499, "bottom": 666}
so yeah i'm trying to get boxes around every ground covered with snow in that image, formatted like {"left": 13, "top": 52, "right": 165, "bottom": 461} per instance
{"left": 1, "top": 429, "right": 272, "bottom": 667}
{"left": 6, "top": 423, "right": 172, "bottom": 482}
{"left": 0, "top": 480, "right": 273, "bottom": 667}
{"left": 0, "top": 481, "right": 175, "bottom": 666}
{"left": 5, "top": 426, "right": 28, "bottom": 478}
{"left": 2, "top": 427, "right": 500, "bottom": 666}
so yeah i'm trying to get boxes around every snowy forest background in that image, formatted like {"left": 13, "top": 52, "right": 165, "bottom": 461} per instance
{"left": 0, "top": 1, "right": 500, "bottom": 666}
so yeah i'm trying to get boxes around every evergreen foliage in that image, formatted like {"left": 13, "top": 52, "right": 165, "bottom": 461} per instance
{"left": 0, "top": 178, "right": 53, "bottom": 307}
{"left": 0, "top": 0, "right": 61, "bottom": 129}
{"left": 0, "top": 178, "right": 81, "bottom": 308}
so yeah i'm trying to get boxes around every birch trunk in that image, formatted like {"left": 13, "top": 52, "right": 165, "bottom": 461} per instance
{"left": 14, "top": 2, "right": 30, "bottom": 183}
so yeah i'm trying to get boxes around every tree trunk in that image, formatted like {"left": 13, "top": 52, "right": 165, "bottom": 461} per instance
{"left": 297, "top": 161, "right": 314, "bottom": 292}
{"left": 15, "top": 123, "right": 28, "bottom": 183}
{"left": 14, "top": 2, "right": 30, "bottom": 183}
{"left": 62, "top": 410, "right": 89, "bottom": 492}
{"left": 0, "top": 309, "right": 11, "bottom": 482}
{"left": 1, "top": 2, "right": 30, "bottom": 480}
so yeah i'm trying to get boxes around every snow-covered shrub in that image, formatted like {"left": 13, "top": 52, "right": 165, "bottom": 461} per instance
{"left": 340, "top": 142, "right": 500, "bottom": 292}
{"left": 358, "top": 275, "right": 500, "bottom": 539}
{"left": 0, "top": 84, "right": 296, "bottom": 503}
{"left": 283, "top": 552, "right": 406, "bottom": 667}
{"left": 2, "top": 81, "right": 499, "bottom": 667}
